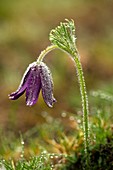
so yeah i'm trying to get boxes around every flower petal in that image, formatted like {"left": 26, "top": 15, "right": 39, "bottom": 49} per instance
{"left": 26, "top": 66, "right": 41, "bottom": 106}
{"left": 39, "top": 62, "right": 56, "bottom": 107}
{"left": 9, "top": 89, "right": 25, "bottom": 100}
{"left": 9, "top": 62, "right": 37, "bottom": 100}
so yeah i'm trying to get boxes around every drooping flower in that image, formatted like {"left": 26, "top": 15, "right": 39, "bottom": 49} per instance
{"left": 9, "top": 62, "right": 56, "bottom": 107}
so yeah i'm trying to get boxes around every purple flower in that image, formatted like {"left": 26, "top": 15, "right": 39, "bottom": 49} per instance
{"left": 9, "top": 62, "right": 56, "bottom": 107}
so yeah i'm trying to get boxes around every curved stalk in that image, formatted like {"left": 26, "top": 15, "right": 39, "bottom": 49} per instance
{"left": 37, "top": 20, "right": 90, "bottom": 168}
{"left": 37, "top": 45, "right": 57, "bottom": 63}
{"left": 37, "top": 45, "right": 90, "bottom": 168}
{"left": 37, "top": 45, "right": 89, "bottom": 151}
{"left": 49, "top": 20, "right": 90, "bottom": 168}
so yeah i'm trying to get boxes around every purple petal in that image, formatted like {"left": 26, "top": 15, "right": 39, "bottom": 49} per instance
{"left": 26, "top": 66, "right": 41, "bottom": 106}
{"left": 9, "top": 62, "right": 37, "bottom": 100}
{"left": 9, "top": 89, "right": 26, "bottom": 100}
{"left": 39, "top": 62, "right": 56, "bottom": 107}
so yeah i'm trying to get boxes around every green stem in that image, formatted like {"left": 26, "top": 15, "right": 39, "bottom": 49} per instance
{"left": 37, "top": 45, "right": 57, "bottom": 63}
{"left": 37, "top": 44, "right": 89, "bottom": 167}
{"left": 73, "top": 52, "right": 89, "bottom": 166}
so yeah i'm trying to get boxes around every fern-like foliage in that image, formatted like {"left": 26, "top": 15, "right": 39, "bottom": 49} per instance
{"left": 49, "top": 19, "right": 77, "bottom": 56}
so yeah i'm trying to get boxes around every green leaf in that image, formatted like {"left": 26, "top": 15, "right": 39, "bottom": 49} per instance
{"left": 49, "top": 19, "right": 77, "bottom": 56}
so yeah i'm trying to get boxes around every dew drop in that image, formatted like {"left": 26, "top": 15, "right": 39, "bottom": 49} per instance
{"left": 21, "top": 141, "right": 24, "bottom": 145}
{"left": 61, "top": 112, "right": 67, "bottom": 118}
{"left": 69, "top": 116, "right": 75, "bottom": 121}
{"left": 50, "top": 155, "right": 54, "bottom": 159}
{"left": 77, "top": 119, "right": 81, "bottom": 124}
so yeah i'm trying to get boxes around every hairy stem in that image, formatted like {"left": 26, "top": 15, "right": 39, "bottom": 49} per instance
{"left": 37, "top": 45, "right": 57, "bottom": 63}
{"left": 73, "top": 52, "right": 89, "bottom": 166}
{"left": 37, "top": 44, "right": 89, "bottom": 167}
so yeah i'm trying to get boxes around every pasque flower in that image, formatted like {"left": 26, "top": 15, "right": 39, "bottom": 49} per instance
{"left": 9, "top": 62, "right": 56, "bottom": 107}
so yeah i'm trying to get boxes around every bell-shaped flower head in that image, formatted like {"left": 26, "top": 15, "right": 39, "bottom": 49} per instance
{"left": 9, "top": 62, "right": 56, "bottom": 107}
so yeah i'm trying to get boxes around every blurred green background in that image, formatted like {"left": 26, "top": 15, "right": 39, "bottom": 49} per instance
{"left": 0, "top": 0, "right": 113, "bottom": 133}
